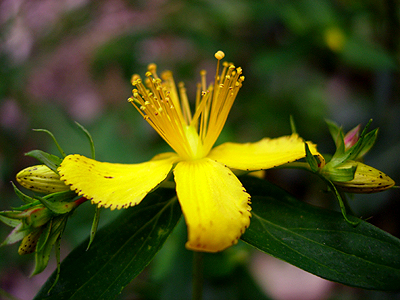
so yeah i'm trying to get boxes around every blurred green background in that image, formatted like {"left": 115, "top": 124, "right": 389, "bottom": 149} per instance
{"left": 0, "top": 0, "right": 399, "bottom": 299}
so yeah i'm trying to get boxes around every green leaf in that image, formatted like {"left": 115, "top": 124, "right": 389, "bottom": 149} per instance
{"left": 326, "top": 119, "right": 342, "bottom": 149}
{"left": 346, "top": 119, "right": 373, "bottom": 161}
{"left": 39, "top": 191, "right": 79, "bottom": 214}
{"left": 12, "top": 182, "right": 36, "bottom": 204}
{"left": 74, "top": 122, "right": 95, "bottom": 159}
{"left": 0, "top": 214, "right": 21, "bottom": 228}
{"left": 322, "top": 161, "right": 357, "bottom": 182}
{"left": 87, "top": 206, "right": 101, "bottom": 251}
{"left": 356, "top": 128, "right": 378, "bottom": 158}
{"left": 304, "top": 143, "right": 319, "bottom": 172}
{"left": 33, "top": 129, "right": 66, "bottom": 158}
{"left": 33, "top": 216, "right": 68, "bottom": 276}
{"left": 25, "top": 150, "right": 63, "bottom": 174}
{"left": 240, "top": 176, "right": 400, "bottom": 291}
{"left": 34, "top": 188, "right": 181, "bottom": 300}
{"left": 289, "top": 115, "right": 297, "bottom": 134}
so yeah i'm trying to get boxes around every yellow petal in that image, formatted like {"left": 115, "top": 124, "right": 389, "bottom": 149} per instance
{"left": 208, "top": 134, "right": 320, "bottom": 171}
{"left": 173, "top": 158, "right": 251, "bottom": 252}
{"left": 58, "top": 154, "right": 179, "bottom": 210}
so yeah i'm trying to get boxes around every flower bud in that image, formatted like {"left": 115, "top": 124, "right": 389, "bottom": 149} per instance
{"left": 333, "top": 161, "right": 395, "bottom": 193}
{"left": 16, "top": 165, "right": 70, "bottom": 194}
{"left": 24, "top": 206, "right": 53, "bottom": 228}
{"left": 18, "top": 229, "right": 42, "bottom": 255}
{"left": 344, "top": 124, "right": 361, "bottom": 151}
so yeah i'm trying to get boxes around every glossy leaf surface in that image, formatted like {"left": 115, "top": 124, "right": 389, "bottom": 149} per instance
{"left": 240, "top": 176, "right": 400, "bottom": 291}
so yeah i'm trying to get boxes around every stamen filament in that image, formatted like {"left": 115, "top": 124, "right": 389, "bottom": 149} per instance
{"left": 129, "top": 51, "right": 244, "bottom": 160}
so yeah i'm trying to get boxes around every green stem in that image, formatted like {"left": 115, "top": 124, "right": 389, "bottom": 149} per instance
{"left": 192, "top": 251, "right": 204, "bottom": 300}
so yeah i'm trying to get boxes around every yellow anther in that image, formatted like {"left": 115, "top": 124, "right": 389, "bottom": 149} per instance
{"left": 147, "top": 63, "right": 157, "bottom": 73}
{"left": 131, "top": 74, "right": 141, "bottom": 84}
{"left": 214, "top": 50, "right": 225, "bottom": 60}
{"left": 145, "top": 71, "right": 152, "bottom": 77}
{"left": 161, "top": 70, "right": 172, "bottom": 80}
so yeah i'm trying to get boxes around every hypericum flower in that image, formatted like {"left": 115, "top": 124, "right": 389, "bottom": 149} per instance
{"left": 58, "top": 51, "right": 320, "bottom": 252}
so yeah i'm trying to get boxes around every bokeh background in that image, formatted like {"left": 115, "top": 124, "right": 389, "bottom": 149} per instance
{"left": 0, "top": 0, "right": 399, "bottom": 299}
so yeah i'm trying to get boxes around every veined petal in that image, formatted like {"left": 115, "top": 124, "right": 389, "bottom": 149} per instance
{"left": 173, "top": 158, "right": 251, "bottom": 252}
{"left": 58, "top": 154, "right": 179, "bottom": 210}
{"left": 208, "top": 134, "right": 321, "bottom": 171}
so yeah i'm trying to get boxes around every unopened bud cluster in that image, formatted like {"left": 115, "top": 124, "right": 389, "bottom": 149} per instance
{"left": 308, "top": 121, "right": 395, "bottom": 194}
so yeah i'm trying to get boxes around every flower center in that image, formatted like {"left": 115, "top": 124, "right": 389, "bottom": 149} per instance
{"left": 128, "top": 51, "right": 244, "bottom": 160}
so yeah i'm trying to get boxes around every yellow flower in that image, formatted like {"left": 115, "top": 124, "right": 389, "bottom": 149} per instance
{"left": 58, "top": 51, "right": 320, "bottom": 252}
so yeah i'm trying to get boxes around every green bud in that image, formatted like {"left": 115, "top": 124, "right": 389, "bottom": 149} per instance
{"left": 18, "top": 229, "right": 42, "bottom": 255}
{"left": 16, "top": 165, "right": 70, "bottom": 194}
{"left": 333, "top": 161, "right": 395, "bottom": 193}
{"left": 24, "top": 206, "right": 54, "bottom": 228}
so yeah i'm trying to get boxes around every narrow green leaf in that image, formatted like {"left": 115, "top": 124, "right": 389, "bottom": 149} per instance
{"left": 304, "top": 143, "right": 319, "bottom": 172}
{"left": 87, "top": 206, "right": 101, "bottom": 250}
{"left": 39, "top": 191, "right": 78, "bottom": 214}
{"left": 34, "top": 188, "right": 181, "bottom": 300}
{"left": 0, "top": 224, "right": 28, "bottom": 246}
{"left": 0, "top": 214, "right": 21, "bottom": 228}
{"left": 320, "top": 176, "right": 360, "bottom": 227}
{"left": 240, "top": 176, "right": 400, "bottom": 291}
{"left": 74, "top": 122, "right": 95, "bottom": 159}
{"left": 289, "top": 115, "right": 297, "bottom": 134}
{"left": 25, "top": 150, "right": 63, "bottom": 174}
{"left": 33, "top": 216, "right": 68, "bottom": 276}
{"left": 11, "top": 182, "right": 36, "bottom": 204}
{"left": 326, "top": 119, "right": 343, "bottom": 151}
{"left": 33, "top": 129, "right": 66, "bottom": 158}
{"left": 355, "top": 128, "right": 378, "bottom": 159}
{"left": 322, "top": 162, "right": 356, "bottom": 182}
{"left": 346, "top": 119, "right": 373, "bottom": 161}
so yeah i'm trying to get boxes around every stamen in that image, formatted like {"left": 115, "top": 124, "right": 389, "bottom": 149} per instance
{"left": 214, "top": 50, "right": 225, "bottom": 60}
{"left": 128, "top": 51, "right": 243, "bottom": 160}
{"left": 178, "top": 82, "right": 192, "bottom": 124}
{"left": 147, "top": 63, "right": 158, "bottom": 78}
{"left": 200, "top": 70, "right": 207, "bottom": 93}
